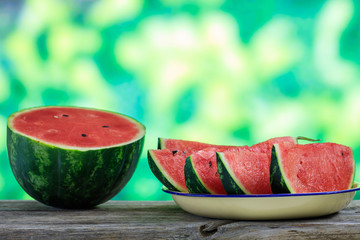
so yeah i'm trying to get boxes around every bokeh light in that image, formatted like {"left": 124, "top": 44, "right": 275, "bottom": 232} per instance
{"left": 1, "top": 0, "right": 360, "bottom": 200}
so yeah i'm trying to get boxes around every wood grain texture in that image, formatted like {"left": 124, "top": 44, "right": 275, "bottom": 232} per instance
{"left": 1, "top": 200, "right": 360, "bottom": 239}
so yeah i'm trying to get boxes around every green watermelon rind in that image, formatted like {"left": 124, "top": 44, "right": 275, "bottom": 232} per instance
{"left": 157, "top": 138, "right": 166, "bottom": 149}
{"left": 147, "top": 150, "right": 185, "bottom": 192}
{"left": 7, "top": 107, "right": 145, "bottom": 209}
{"left": 270, "top": 144, "right": 293, "bottom": 194}
{"left": 184, "top": 156, "right": 211, "bottom": 194}
{"left": 216, "top": 152, "right": 247, "bottom": 194}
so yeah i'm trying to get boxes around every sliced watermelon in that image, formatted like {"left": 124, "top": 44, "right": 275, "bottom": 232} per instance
{"left": 184, "top": 136, "right": 297, "bottom": 194}
{"left": 148, "top": 149, "right": 188, "bottom": 192}
{"left": 7, "top": 106, "right": 145, "bottom": 208}
{"left": 156, "top": 138, "right": 241, "bottom": 193}
{"left": 270, "top": 142, "right": 355, "bottom": 193}
{"left": 184, "top": 147, "right": 244, "bottom": 194}
{"left": 217, "top": 151, "right": 272, "bottom": 194}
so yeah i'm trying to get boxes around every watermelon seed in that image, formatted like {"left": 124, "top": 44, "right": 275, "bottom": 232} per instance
{"left": 172, "top": 150, "right": 178, "bottom": 155}
{"left": 81, "top": 134, "right": 87, "bottom": 137}
{"left": 62, "top": 114, "right": 69, "bottom": 117}
{"left": 209, "top": 161, "right": 212, "bottom": 167}
{"left": 102, "top": 125, "right": 110, "bottom": 128}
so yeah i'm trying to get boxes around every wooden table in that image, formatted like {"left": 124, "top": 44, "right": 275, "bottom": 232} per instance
{"left": 1, "top": 200, "right": 360, "bottom": 239}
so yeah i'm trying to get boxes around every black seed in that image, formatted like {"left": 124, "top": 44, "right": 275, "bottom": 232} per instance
{"left": 341, "top": 151, "right": 344, "bottom": 156}
{"left": 102, "top": 125, "right": 110, "bottom": 128}
{"left": 172, "top": 150, "right": 178, "bottom": 156}
{"left": 209, "top": 161, "right": 212, "bottom": 167}
{"left": 62, "top": 114, "right": 69, "bottom": 117}
{"left": 81, "top": 134, "right": 87, "bottom": 137}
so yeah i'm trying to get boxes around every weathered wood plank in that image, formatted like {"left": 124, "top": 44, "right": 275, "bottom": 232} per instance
{"left": 0, "top": 200, "right": 360, "bottom": 239}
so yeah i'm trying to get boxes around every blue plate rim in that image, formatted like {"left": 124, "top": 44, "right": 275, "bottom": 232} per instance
{"left": 162, "top": 182, "right": 360, "bottom": 198}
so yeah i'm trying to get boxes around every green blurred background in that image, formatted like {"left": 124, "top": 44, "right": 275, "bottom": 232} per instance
{"left": 1, "top": 0, "right": 360, "bottom": 200}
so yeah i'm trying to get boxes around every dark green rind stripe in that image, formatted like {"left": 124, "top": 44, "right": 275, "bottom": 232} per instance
{"left": 157, "top": 138, "right": 164, "bottom": 149}
{"left": 216, "top": 153, "right": 246, "bottom": 194}
{"left": 184, "top": 156, "right": 210, "bottom": 194}
{"left": 147, "top": 150, "right": 179, "bottom": 192}
{"left": 270, "top": 145, "right": 291, "bottom": 194}
{"left": 7, "top": 126, "right": 144, "bottom": 209}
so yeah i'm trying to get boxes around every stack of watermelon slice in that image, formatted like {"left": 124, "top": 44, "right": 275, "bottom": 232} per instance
{"left": 148, "top": 137, "right": 355, "bottom": 195}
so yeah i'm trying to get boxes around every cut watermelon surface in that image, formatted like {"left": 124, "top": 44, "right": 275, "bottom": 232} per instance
{"left": 7, "top": 106, "right": 145, "bottom": 208}
{"left": 249, "top": 136, "right": 296, "bottom": 156}
{"left": 10, "top": 106, "right": 144, "bottom": 149}
{"left": 270, "top": 142, "right": 355, "bottom": 193}
{"left": 158, "top": 138, "right": 234, "bottom": 155}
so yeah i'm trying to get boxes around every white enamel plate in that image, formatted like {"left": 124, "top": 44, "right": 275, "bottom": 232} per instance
{"left": 163, "top": 182, "right": 360, "bottom": 220}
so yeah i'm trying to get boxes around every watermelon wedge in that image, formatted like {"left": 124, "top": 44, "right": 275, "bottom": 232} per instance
{"left": 184, "top": 136, "right": 297, "bottom": 194}
{"left": 217, "top": 151, "right": 272, "bottom": 194}
{"left": 7, "top": 106, "right": 145, "bottom": 208}
{"left": 270, "top": 142, "right": 355, "bottom": 193}
{"left": 148, "top": 149, "right": 188, "bottom": 192}
{"left": 184, "top": 147, "right": 243, "bottom": 194}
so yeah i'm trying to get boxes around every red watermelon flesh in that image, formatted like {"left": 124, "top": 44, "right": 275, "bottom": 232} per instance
{"left": 148, "top": 149, "right": 188, "bottom": 192}
{"left": 250, "top": 136, "right": 296, "bottom": 155}
{"left": 275, "top": 142, "right": 355, "bottom": 193}
{"left": 158, "top": 138, "right": 236, "bottom": 155}
{"left": 218, "top": 150, "right": 272, "bottom": 194}
{"left": 10, "top": 106, "right": 144, "bottom": 149}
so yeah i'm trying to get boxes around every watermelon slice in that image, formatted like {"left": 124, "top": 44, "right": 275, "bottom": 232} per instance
{"left": 184, "top": 146, "right": 244, "bottom": 194}
{"left": 270, "top": 142, "right": 355, "bottom": 193}
{"left": 217, "top": 151, "right": 272, "bottom": 194}
{"left": 184, "top": 136, "right": 297, "bottom": 194}
{"left": 148, "top": 149, "right": 188, "bottom": 192}
{"left": 7, "top": 106, "right": 145, "bottom": 208}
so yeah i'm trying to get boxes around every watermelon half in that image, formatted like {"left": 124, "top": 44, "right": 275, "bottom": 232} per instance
{"left": 7, "top": 106, "right": 145, "bottom": 208}
{"left": 270, "top": 142, "right": 355, "bottom": 193}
